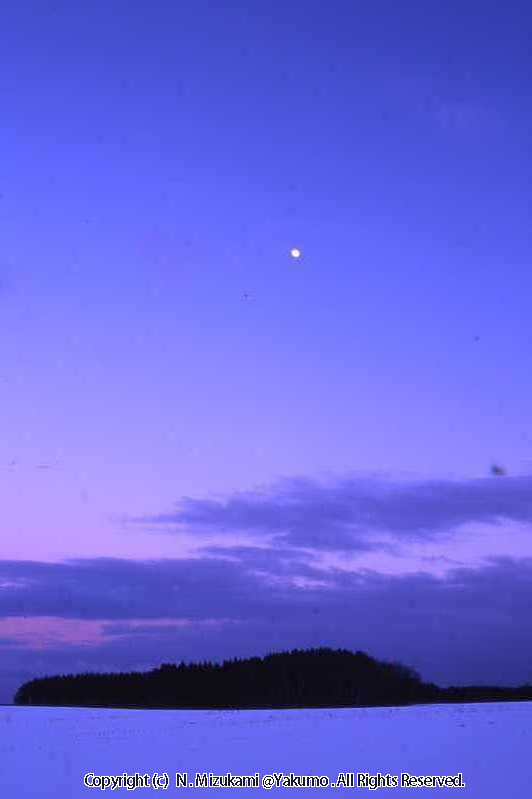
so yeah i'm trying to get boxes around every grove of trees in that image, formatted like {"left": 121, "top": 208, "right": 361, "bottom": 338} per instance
{"left": 13, "top": 647, "right": 532, "bottom": 709}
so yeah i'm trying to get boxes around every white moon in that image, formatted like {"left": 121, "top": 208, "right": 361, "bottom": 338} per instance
{"left": 290, "top": 248, "right": 301, "bottom": 258}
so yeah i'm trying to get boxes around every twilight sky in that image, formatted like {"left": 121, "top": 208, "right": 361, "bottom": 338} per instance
{"left": 1, "top": 0, "right": 531, "bottom": 702}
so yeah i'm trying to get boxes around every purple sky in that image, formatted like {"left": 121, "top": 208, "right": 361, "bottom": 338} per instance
{"left": 1, "top": 0, "right": 532, "bottom": 702}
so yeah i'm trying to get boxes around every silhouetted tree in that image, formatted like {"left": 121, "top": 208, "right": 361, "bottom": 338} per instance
{"left": 14, "top": 647, "right": 530, "bottom": 709}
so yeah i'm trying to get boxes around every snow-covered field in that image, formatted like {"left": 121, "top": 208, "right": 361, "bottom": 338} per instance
{"left": 0, "top": 701, "right": 530, "bottom": 796}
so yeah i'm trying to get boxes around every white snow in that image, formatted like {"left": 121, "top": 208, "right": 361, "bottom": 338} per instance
{"left": 0, "top": 701, "right": 531, "bottom": 795}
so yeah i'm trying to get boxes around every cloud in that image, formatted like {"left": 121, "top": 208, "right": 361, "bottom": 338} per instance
{"left": 130, "top": 474, "right": 532, "bottom": 551}
{"left": 386, "top": 74, "right": 506, "bottom": 139}
{"left": 1, "top": 555, "right": 532, "bottom": 698}
{"left": 428, "top": 98, "right": 506, "bottom": 137}
{"left": 196, "top": 544, "right": 323, "bottom": 575}
{"left": 0, "top": 556, "right": 294, "bottom": 621}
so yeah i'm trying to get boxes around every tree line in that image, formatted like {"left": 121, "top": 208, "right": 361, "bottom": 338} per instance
{"left": 13, "top": 647, "right": 532, "bottom": 709}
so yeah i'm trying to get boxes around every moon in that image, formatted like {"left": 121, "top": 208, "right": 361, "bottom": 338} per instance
{"left": 290, "top": 248, "right": 301, "bottom": 259}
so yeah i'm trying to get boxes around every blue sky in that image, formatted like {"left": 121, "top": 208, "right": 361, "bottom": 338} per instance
{"left": 0, "top": 0, "right": 531, "bottom": 700}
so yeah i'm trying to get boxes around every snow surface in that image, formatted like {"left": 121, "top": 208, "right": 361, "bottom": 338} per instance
{"left": 0, "top": 701, "right": 531, "bottom": 796}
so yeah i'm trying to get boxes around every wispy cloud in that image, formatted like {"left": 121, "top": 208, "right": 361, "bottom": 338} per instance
{"left": 428, "top": 98, "right": 505, "bottom": 137}
{"left": 387, "top": 75, "right": 506, "bottom": 139}
{"left": 129, "top": 473, "right": 532, "bottom": 552}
